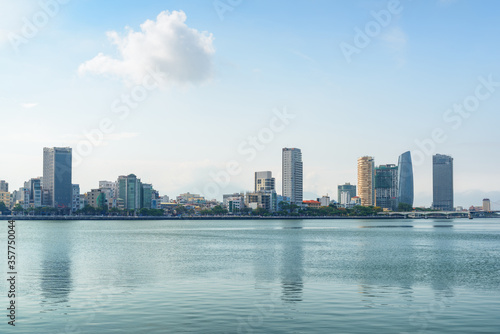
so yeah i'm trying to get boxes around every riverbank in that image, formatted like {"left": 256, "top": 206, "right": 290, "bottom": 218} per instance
{"left": 1, "top": 215, "right": 478, "bottom": 220}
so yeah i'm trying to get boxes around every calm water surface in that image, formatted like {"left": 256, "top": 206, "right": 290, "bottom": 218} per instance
{"left": 1, "top": 218, "right": 500, "bottom": 333}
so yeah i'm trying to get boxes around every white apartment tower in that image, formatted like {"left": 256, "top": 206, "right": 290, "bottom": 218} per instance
{"left": 282, "top": 148, "right": 303, "bottom": 204}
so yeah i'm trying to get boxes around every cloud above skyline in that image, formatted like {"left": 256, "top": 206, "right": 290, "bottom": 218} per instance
{"left": 78, "top": 10, "right": 215, "bottom": 85}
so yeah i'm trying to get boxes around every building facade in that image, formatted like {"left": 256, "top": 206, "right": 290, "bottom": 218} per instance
{"left": 337, "top": 183, "right": 356, "bottom": 205}
{"left": 282, "top": 148, "right": 303, "bottom": 204}
{"left": 483, "top": 198, "right": 491, "bottom": 212}
{"left": 25, "top": 178, "right": 42, "bottom": 208}
{"left": 432, "top": 154, "right": 454, "bottom": 211}
{"left": 357, "top": 156, "right": 375, "bottom": 206}
{"left": 375, "top": 164, "right": 398, "bottom": 211}
{"left": 0, "top": 180, "right": 8, "bottom": 192}
{"left": 43, "top": 147, "right": 72, "bottom": 208}
{"left": 255, "top": 171, "right": 275, "bottom": 192}
{"left": 72, "top": 184, "right": 80, "bottom": 213}
{"left": 117, "top": 174, "right": 142, "bottom": 210}
{"left": 397, "top": 151, "right": 414, "bottom": 208}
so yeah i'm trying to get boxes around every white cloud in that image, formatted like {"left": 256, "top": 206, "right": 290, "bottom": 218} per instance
{"left": 380, "top": 26, "right": 408, "bottom": 66}
{"left": 78, "top": 10, "right": 215, "bottom": 85}
{"left": 21, "top": 102, "right": 38, "bottom": 109}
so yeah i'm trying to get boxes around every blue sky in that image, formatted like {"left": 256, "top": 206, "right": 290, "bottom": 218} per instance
{"left": 1, "top": 0, "right": 499, "bottom": 208}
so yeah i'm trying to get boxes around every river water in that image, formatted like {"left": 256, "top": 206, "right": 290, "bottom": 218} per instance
{"left": 1, "top": 218, "right": 499, "bottom": 333}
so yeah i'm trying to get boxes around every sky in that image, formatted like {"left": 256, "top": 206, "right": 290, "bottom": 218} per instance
{"left": 1, "top": 0, "right": 499, "bottom": 208}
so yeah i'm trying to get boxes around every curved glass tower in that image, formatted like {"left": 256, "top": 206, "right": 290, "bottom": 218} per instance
{"left": 397, "top": 151, "right": 414, "bottom": 207}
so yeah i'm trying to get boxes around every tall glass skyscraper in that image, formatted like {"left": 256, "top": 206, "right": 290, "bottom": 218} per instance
{"left": 432, "top": 154, "right": 454, "bottom": 211}
{"left": 397, "top": 151, "right": 414, "bottom": 208}
{"left": 282, "top": 148, "right": 303, "bottom": 204}
{"left": 43, "top": 147, "right": 72, "bottom": 208}
{"left": 375, "top": 164, "right": 398, "bottom": 211}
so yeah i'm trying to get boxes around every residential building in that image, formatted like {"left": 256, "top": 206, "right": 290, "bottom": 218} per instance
{"left": 223, "top": 193, "right": 245, "bottom": 209}
{"left": 338, "top": 183, "right": 356, "bottom": 205}
{"left": 0, "top": 180, "right": 8, "bottom": 192}
{"left": 357, "top": 156, "right": 375, "bottom": 206}
{"left": 0, "top": 192, "right": 11, "bottom": 209}
{"left": 19, "top": 187, "right": 30, "bottom": 209}
{"left": 375, "top": 164, "right": 398, "bottom": 211}
{"left": 24, "top": 178, "right": 42, "bottom": 207}
{"left": 282, "top": 148, "right": 303, "bottom": 204}
{"left": 86, "top": 189, "right": 106, "bottom": 208}
{"left": 303, "top": 200, "right": 320, "bottom": 208}
{"left": 397, "top": 151, "right": 414, "bottom": 208}
{"left": 72, "top": 184, "right": 80, "bottom": 213}
{"left": 319, "top": 195, "right": 330, "bottom": 207}
{"left": 483, "top": 198, "right": 491, "bottom": 212}
{"left": 227, "top": 196, "right": 244, "bottom": 213}
{"left": 141, "top": 183, "right": 153, "bottom": 209}
{"left": 255, "top": 171, "right": 275, "bottom": 192}
{"left": 176, "top": 192, "right": 206, "bottom": 205}
{"left": 117, "top": 174, "right": 142, "bottom": 210}
{"left": 246, "top": 191, "right": 276, "bottom": 212}
{"left": 43, "top": 147, "right": 72, "bottom": 208}
{"left": 432, "top": 154, "right": 454, "bottom": 211}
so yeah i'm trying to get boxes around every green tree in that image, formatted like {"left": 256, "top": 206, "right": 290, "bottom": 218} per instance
{"left": 13, "top": 204, "right": 25, "bottom": 215}
{"left": 0, "top": 201, "right": 7, "bottom": 213}
{"left": 397, "top": 202, "right": 413, "bottom": 212}
{"left": 211, "top": 205, "right": 228, "bottom": 216}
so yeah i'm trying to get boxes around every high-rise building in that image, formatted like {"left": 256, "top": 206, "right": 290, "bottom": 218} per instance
{"left": 117, "top": 174, "right": 142, "bottom": 210}
{"left": 483, "top": 198, "right": 491, "bottom": 212}
{"left": 357, "top": 156, "right": 375, "bottom": 206}
{"left": 337, "top": 183, "right": 356, "bottom": 204}
{"left": 43, "top": 147, "right": 72, "bottom": 208}
{"left": 255, "top": 171, "right": 275, "bottom": 192}
{"left": 432, "top": 154, "right": 454, "bottom": 211}
{"left": 0, "top": 180, "right": 8, "bottom": 192}
{"left": 397, "top": 151, "right": 414, "bottom": 208}
{"left": 375, "top": 164, "right": 398, "bottom": 211}
{"left": 0, "top": 192, "right": 11, "bottom": 209}
{"left": 24, "top": 178, "right": 42, "bottom": 208}
{"left": 72, "top": 184, "right": 80, "bottom": 213}
{"left": 282, "top": 148, "right": 303, "bottom": 204}
{"left": 86, "top": 189, "right": 106, "bottom": 208}
{"left": 141, "top": 183, "right": 153, "bottom": 209}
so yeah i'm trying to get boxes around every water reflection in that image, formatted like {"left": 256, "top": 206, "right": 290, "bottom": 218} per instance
{"left": 40, "top": 225, "right": 72, "bottom": 307}
{"left": 280, "top": 221, "right": 304, "bottom": 303}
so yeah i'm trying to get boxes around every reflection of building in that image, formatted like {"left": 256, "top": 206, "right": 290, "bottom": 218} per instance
{"left": 43, "top": 147, "right": 72, "bottom": 208}
{"left": 40, "top": 228, "right": 72, "bottom": 305}
{"left": 280, "top": 222, "right": 304, "bottom": 303}
{"left": 375, "top": 164, "right": 398, "bottom": 211}
{"left": 357, "top": 156, "right": 374, "bottom": 206}
{"left": 397, "top": 151, "right": 414, "bottom": 207}
{"left": 483, "top": 199, "right": 491, "bottom": 212}
{"left": 282, "top": 148, "right": 303, "bottom": 204}
{"left": 432, "top": 154, "right": 453, "bottom": 211}
{"left": 338, "top": 183, "right": 356, "bottom": 205}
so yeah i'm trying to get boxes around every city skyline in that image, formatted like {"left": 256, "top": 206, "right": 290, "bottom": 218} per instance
{"left": 1, "top": 1, "right": 499, "bottom": 207}
{"left": 1, "top": 146, "right": 497, "bottom": 210}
